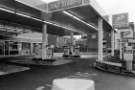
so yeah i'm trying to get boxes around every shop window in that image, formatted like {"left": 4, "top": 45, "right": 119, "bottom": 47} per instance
{"left": 5, "top": 41, "right": 9, "bottom": 55}
{"left": 21, "top": 42, "right": 31, "bottom": 55}
{"left": 0, "top": 41, "right": 4, "bottom": 55}
{"left": 128, "top": 43, "right": 132, "bottom": 46}
{"left": 9, "top": 41, "right": 19, "bottom": 55}
{"left": 0, "top": 23, "right": 5, "bottom": 31}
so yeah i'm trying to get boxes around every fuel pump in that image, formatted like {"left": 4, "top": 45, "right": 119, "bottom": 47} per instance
{"left": 63, "top": 46, "right": 70, "bottom": 57}
{"left": 46, "top": 45, "right": 54, "bottom": 59}
{"left": 123, "top": 43, "right": 133, "bottom": 71}
{"left": 33, "top": 43, "right": 42, "bottom": 59}
{"left": 72, "top": 45, "right": 80, "bottom": 57}
{"left": 63, "top": 45, "right": 80, "bottom": 57}
{"left": 33, "top": 44, "right": 55, "bottom": 62}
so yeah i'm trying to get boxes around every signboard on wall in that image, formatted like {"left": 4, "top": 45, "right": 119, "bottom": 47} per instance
{"left": 121, "top": 30, "right": 133, "bottom": 38}
{"left": 48, "top": 0, "right": 90, "bottom": 12}
{"left": 112, "top": 13, "right": 129, "bottom": 29}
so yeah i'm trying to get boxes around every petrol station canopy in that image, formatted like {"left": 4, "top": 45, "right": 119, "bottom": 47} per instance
{"left": 0, "top": 0, "right": 112, "bottom": 35}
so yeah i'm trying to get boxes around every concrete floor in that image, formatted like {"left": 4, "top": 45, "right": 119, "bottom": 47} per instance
{"left": 0, "top": 58, "right": 135, "bottom": 90}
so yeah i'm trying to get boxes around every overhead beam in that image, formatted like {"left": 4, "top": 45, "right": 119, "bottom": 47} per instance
{"left": 45, "top": 20, "right": 85, "bottom": 34}
{"left": 98, "top": 18, "right": 103, "bottom": 61}
{"left": 15, "top": 0, "right": 48, "bottom": 13}
{"left": 63, "top": 11, "right": 98, "bottom": 31}
{"left": 0, "top": 7, "right": 84, "bottom": 34}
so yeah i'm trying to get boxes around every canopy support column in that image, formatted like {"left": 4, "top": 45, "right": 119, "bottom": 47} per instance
{"left": 119, "top": 40, "right": 123, "bottom": 59}
{"left": 70, "top": 32, "right": 74, "bottom": 44}
{"left": 42, "top": 23, "right": 48, "bottom": 60}
{"left": 111, "top": 30, "right": 115, "bottom": 56}
{"left": 30, "top": 43, "right": 33, "bottom": 55}
{"left": 70, "top": 32, "right": 74, "bottom": 54}
{"left": 98, "top": 18, "right": 103, "bottom": 61}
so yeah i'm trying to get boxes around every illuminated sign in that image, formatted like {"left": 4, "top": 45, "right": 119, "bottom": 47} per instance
{"left": 48, "top": 0, "right": 90, "bottom": 12}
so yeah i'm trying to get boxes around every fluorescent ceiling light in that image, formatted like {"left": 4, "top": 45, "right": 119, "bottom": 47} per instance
{"left": 0, "top": 7, "right": 14, "bottom": 14}
{"left": 67, "top": 10, "right": 84, "bottom": 20}
{"left": 63, "top": 11, "right": 97, "bottom": 30}
{"left": 16, "top": 13, "right": 31, "bottom": 18}
{"left": 40, "top": 0, "right": 58, "bottom": 3}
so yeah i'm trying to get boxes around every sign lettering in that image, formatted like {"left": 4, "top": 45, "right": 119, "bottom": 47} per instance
{"left": 48, "top": 0, "right": 85, "bottom": 12}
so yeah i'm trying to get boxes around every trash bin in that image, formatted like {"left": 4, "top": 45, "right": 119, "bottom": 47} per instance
{"left": 52, "top": 78, "right": 95, "bottom": 90}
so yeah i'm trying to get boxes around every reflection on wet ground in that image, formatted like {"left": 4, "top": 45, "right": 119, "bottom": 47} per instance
{"left": 0, "top": 58, "right": 135, "bottom": 90}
